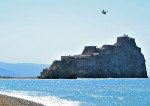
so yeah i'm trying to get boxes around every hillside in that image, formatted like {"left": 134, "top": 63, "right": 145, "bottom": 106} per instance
{"left": 0, "top": 62, "right": 49, "bottom": 77}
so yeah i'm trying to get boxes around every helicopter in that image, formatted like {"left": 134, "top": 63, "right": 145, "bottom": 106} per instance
{"left": 102, "top": 10, "right": 108, "bottom": 14}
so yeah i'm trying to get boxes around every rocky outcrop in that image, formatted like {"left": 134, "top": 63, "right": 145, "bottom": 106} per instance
{"left": 40, "top": 60, "right": 77, "bottom": 79}
{"left": 39, "top": 35, "right": 148, "bottom": 79}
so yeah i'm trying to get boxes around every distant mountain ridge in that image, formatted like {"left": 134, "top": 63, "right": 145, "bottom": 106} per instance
{"left": 0, "top": 62, "right": 49, "bottom": 77}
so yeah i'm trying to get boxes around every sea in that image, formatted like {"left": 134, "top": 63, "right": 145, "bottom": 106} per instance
{"left": 0, "top": 79, "right": 149, "bottom": 106}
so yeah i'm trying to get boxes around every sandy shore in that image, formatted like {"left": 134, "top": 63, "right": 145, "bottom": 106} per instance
{"left": 0, "top": 94, "right": 44, "bottom": 106}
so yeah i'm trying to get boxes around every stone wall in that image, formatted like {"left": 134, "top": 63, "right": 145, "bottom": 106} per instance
{"left": 82, "top": 46, "right": 98, "bottom": 55}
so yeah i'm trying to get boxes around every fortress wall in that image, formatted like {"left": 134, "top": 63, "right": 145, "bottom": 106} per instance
{"left": 82, "top": 46, "right": 98, "bottom": 55}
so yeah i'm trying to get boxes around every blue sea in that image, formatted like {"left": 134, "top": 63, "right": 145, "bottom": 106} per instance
{"left": 0, "top": 79, "right": 149, "bottom": 106}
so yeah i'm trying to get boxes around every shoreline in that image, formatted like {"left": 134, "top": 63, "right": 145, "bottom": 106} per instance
{"left": 0, "top": 77, "right": 149, "bottom": 79}
{"left": 0, "top": 94, "right": 44, "bottom": 106}
{"left": 0, "top": 77, "right": 38, "bottom": 79}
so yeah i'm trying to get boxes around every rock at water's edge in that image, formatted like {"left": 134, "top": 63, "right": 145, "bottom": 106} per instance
{"left": 39, "top": 36, "right": 148, "bottom": 79}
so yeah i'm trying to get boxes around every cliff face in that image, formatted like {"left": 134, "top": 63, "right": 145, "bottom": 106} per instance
{"left": 40, "top": 60, "right": 77, "bottom": 79}
{"left": 39, "top": 36, "right": 148, "bottom": 79}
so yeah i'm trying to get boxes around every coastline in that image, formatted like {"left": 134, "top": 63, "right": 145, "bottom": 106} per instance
{"left": 0, "top": 77, "right": 38, "bottom": 79}
{"left": 0, "top": 94, "right": 44, "bottom": 106}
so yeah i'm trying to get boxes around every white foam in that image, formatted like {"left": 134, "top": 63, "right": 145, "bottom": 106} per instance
{"left": 0, "top": 91, "right": 80, "bottom": 106}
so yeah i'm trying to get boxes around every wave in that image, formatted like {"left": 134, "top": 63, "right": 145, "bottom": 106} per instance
{"left": 0, "top": 90, "right": 80, "bottom": 106}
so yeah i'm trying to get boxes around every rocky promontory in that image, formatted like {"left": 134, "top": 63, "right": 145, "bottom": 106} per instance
{"left": 39, "top": 35, "right": 148, "bottom": 79}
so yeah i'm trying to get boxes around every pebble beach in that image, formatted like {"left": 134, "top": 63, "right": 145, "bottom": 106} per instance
{"left": 0, "top": 94, "right": 44, "bottom": 106}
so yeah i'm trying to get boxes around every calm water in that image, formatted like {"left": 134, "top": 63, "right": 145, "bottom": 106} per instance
{"left": 0, "top": 79, "right": 149, "bottom": 106}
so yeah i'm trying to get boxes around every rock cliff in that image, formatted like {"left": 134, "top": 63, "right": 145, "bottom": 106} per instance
{"left": 39, "top": 35, "right": 148, "bottom": 79}
{"left": 40, "top": 60, "right": 77, "bottom": 79}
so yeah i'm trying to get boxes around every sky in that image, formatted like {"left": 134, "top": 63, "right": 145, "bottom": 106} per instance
{"left": 0, "top": 0, "right": 150, "bottom": 75}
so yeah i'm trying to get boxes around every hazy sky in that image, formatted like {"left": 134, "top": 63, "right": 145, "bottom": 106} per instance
{"left": 0, "top": 0, "right": 150, "bottom": 74}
